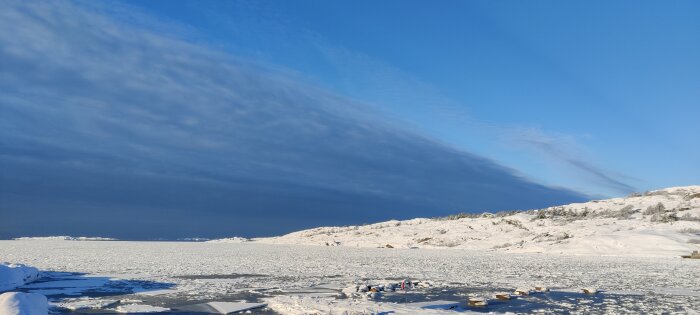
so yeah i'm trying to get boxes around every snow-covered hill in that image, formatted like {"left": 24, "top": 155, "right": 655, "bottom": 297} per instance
{"left": 231, "top": 186, "right": 700, "bottom": 256}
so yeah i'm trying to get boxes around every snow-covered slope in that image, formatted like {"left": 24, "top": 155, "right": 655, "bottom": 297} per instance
{"left": 240, "top": 186, "right": 700, "bottom": 256}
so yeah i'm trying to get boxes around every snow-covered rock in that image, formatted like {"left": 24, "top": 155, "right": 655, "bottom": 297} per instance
{"left": 0, "top": 292, "right": 48, "bottom": 315}
{"left": 0, "top": 263, "right": 40, "bottom": 291}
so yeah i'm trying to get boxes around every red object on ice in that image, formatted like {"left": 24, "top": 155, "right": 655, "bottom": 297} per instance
{"left": 401, "top": 280, "right": 406, "bottom": 290}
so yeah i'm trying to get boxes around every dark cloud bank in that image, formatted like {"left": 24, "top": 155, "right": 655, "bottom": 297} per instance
{"left": 0, "top": 2, "right": 586, "bottom": 239}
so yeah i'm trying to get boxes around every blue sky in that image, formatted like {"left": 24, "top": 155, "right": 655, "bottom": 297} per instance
{"left": 0, "top": 1, "right": 697, "bottom": 239}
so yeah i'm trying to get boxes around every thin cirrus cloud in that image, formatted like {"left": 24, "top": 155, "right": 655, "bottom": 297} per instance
{"left": 0, "top": 2, "right": 585, "bottom": 239}
{"left": 506, "top": 128, "right": 637, "bottom": 194}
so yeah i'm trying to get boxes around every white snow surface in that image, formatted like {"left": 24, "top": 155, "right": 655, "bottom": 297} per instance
{"left": 0, "top": 292, "right": 48, "bottom": 315}
{"left": 0, "top": 263, "right": 40, "bottom": 291}
{"left": 237, "top": 186, "right": 700, "bottom": 257}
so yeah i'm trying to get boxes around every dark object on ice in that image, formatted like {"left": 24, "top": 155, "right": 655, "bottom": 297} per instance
{"left": 680, "top": 250, "right": 700, "bottom": 259}
{"left": 385, "top": 244, "right": 394, "bottom": 248}
{"left": 400, "top": 279, "right": 415, "bottom": 290}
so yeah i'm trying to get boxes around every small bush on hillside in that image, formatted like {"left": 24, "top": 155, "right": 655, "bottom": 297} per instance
{"left": 555, "top": 232, "right": 572, "bottom": 241}
{"left": 528, "top": 206, "right": 591, "bottom": 221}
{"left": 437, "top": 209, "right": 522, "bottom": 221}
{"left": 532, "top": 232, "right": 571, "bottom": 242}
{"left": 492, "top": 218, "right": 529, "bottom": 230}
{"left": 495, "top": 210, "right": 520, "bottom": 217}
{"left": 612, "top": 205, "right": 639, "bottom": 220}
{"left": 505, "top": 219, "right": 527, "bottom": 230}
{"left": 533, "top": 211, "right": 547, "bottom": 220}
{"left": 438, "top": 212, "right": 481, "bottom": 220}
{"left": 416, "top": 237, "right": 432, "bottom": 243}
{"left": 650, "top": 212, "right": 678, "bottom": 223}
{"left": 643, "top": 202, "right": 666, "bottom": 215}
{"left": 684, "top": 193, "right": 700, "bottom": 201}
{"left": 492, "top": 242, "right": 512, "bottom": 249}
{"left": 679, "top": 213, "right": 700, "bottom": 222}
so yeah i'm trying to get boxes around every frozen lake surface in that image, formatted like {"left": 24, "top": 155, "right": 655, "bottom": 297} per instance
{"left": 1, "top": 240, "right": 698, "bottom": 314}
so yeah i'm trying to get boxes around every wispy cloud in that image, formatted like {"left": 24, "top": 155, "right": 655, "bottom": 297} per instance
{"left": 0, "top": 1, "right": 585, "bottom": 239}
{"left": 504, "top": 127, "right": 637, "bottom": 194}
